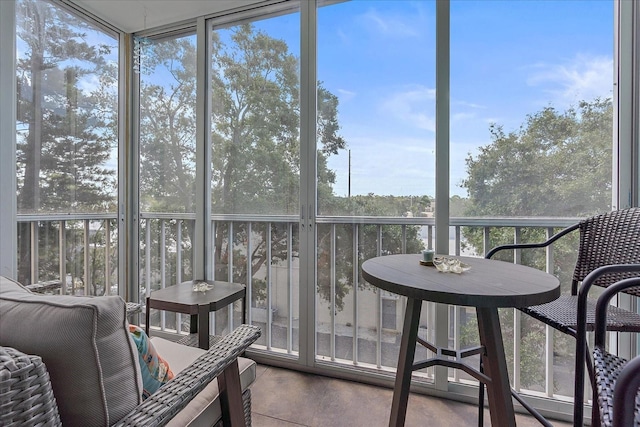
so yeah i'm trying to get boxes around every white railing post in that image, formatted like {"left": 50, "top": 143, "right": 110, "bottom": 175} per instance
{"left": 330, "top": 223, "right": 336, "bottom": 361}
{"left": 59, "top": 220, "right": 66, "bottom": 294}
{"left": 266, "top": 222, "right": 272, "bottom": 350}
{"left": 84, "top": 219, "right": 90, "bottom": 295}
{"left": 352, "top": 223, "right": 359, "bottom": 365}
{"left": 545, "top": 227, "right": 555, "bottom": 397}
{"left": 513, "top": 227, "right": 522, "bottom": 392}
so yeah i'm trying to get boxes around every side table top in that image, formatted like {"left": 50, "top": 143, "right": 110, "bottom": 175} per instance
{"left": 148, "top": 280, "right": 245, "bottom": 310}
{"left": 362, "top": 254, "right": 560, "bottom": 308}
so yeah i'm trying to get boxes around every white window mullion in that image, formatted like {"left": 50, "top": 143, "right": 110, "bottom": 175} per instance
{"left": 0, "top": 0, "right": 17, "bottom": 279}
{"left": 434, "top": 0, "right": 450, "bottom": 391}
{"left": 614, "top": 0, "right": 639, "bottom": 212}
{"left": 300, "top": 0, "right": 317, "bottom": 368}
{"left": 195, "top": 16, "right": 210, "bottom": 281}
{"left": 614, "top": 0, "right": 640, "bottom": 361}
{"left": 119, "top": 32, "right": 140, "bottom": 306}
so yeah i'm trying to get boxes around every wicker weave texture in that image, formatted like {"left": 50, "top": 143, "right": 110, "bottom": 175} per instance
{"left": 0, "top": 346, "right": 62, "bottom": 427}
{"left": 523, "top": 295, "right": 640, "bottom": 334}
{"left": 573, "top": 208, "right": 640, "bottom": 292}
{"left": 594, "top": 348, "right": 640, "bottom": 427}
{"left": 485, "top": 208, "right": 640, "bottom": 426}
{"left": 125, "top": 302, "right": 142, "bottom": 316}
{"left": 114, "top": 324, "right": 261, "bottom": 427}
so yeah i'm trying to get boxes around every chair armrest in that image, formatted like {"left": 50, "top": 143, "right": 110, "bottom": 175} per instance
{"left": 125, "top": 302, "right": 143, "bottom": 316}
{"left": 25, "top": 280, "right": 63, "bottom": 293}
{"left": 594, "top": 275, "right": 640, "bottom": 348}
{"left": 612, "top": 353, "right": 640, "bottom": 427}
{"left": 113, "top": 324, "right": 261, "bottom": 427}
{"left": 573, "top": 264, "right": 640, "bottom": 410}
{"left": 485, "top": 222, "right": 579, "bottom": 259}
{"left": 0, "top": 346, "right": 62, "bottom": 426}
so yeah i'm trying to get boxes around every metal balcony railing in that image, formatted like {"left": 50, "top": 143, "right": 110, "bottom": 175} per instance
{"left": 16, "top": 213, "right": 582, "bottom": 403}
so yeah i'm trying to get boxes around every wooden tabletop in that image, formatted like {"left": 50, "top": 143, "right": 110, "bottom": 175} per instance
{"left": 362, "top": 254, "right": 560, "bottom": 308}
{"left": 148, "top": 280, "right": 246, "bottom": 311}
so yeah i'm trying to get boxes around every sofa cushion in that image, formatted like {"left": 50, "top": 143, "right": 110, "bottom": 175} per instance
{"left": 151, "top": 337, "right": 256, "bottom": 427}
{"left": 0, "top": 276, "right": 143, "bottom": 426}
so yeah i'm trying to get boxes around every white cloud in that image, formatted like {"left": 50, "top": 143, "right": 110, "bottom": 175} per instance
{"left": 452, "top": 112, "right": 476, "bottom": 123}
{"left": 337, "top": 88, "right": 357, "bottom": 102}
{"left": 336, "top": 29, "right": 350, "bottom": 45}
{"left": 527, "top": 54, "right": 613, "bottom": 107}
{"left": 379, "top": 85, "right": 436, "bottom": 132}
{"left": 454, "top": 100, "right": 487, "bottom": 110}
{"left": 360, "top": 8, "right": 421, "bottom": 38}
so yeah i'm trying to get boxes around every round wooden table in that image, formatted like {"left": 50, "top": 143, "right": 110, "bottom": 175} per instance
{"left": 362, "top": 254, "right": 560, "bottom": 427}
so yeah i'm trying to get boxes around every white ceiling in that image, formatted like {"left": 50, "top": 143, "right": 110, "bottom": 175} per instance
{"left": 69, "top": 0, "right": 267, "bottom": 33}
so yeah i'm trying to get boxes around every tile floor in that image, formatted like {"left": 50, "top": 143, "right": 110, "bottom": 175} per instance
{"left": 249, "top": 364, "right": 573, "bottom": 427}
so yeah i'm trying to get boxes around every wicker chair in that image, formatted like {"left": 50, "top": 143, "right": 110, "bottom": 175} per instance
{"left": 479, "top": 208, "right": 640, "bottom": 426}
{"left": 25, "top": 280, "right": 143, "bottom": 317}
{"left": 0, "top": 324, "right": 260, "bottom": 427}
{"left": 0, "top": 346, "right": 62, "bottom": 427}
{"left": 592, "top": 275, "right": 640, "bottom": 427}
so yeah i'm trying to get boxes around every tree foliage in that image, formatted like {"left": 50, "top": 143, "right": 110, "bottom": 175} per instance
{"left": 460, "top": 98, "right": 613, "bottom": 389}
{"left": 463, "top": 99, "right": 612, "bottom": 218}
{"left": 138, "top": 24, "right": 427, "bottom": 312}
{"left": 16, "top": 0, "right": 117, "bottom": 214}
{"left": 15, "top": 0, "right": 118, "bottom": 286}
{"left": 461, "top": 98, "right": 612, "bottom": 268}
{"left": 140, "top": 38, "right": 197, "bottom": 213}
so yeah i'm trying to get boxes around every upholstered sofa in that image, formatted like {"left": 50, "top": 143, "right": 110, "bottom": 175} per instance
{"left": 0, "top": 276, "right": 260, "bottom": 426}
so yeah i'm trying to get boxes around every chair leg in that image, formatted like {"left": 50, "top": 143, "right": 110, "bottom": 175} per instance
{"left": 575, "top": 342, "right": 597, "bottom": 427}
{"left": 587, "top": 354, "right": 601, "bottom": 427}
{"left": 478, "top": 359, "right": 484, "bottom": 427}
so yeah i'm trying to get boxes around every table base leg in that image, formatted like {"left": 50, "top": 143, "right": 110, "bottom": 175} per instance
{"left": 218, "top": 359, "right": 246, "bottom": 427}
{"left": 390, "top": 297, "right": 422, "bottom": 427}
{"left": 476, "top": 307, "right": 516, "bottom": 427}
{"left": 198, "top": 304, "right": 210, "bottom": 350}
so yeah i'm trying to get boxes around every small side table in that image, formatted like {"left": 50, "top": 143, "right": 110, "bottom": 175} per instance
{"left": 145, "top": 280, "right": 246, "bottom": 350}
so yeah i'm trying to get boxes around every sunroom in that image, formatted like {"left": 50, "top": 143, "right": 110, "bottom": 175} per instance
{"left": 1, "top": 0, "right": 639, "bottom": 425}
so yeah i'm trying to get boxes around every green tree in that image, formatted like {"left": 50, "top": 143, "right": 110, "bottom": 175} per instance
{"left": 461, "top": 98, "right": 612, "bottom": 270}
{"left": 140, "top": 37, "right": 197, "bottom": 214}
{"left": 463, "top": 99, "right": 612, "bottom": 220}
{"left": 139, "top": 23, "right": 426, "bottom": 314}
{"left": 206, "top": 24, "right": 350, "bottom": 308}
{"left": 317, "top": 195, "right": 425, "bottom": 311}
{"left": 16, "top": 0, "right": 118, "bottom": 287}
{"left": 460, "top": 98, "right": 613, "bottom": 390}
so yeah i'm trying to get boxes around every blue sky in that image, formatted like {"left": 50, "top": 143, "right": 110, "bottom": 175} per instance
{"left": 260, "top": 0, "right": 613, "bottom": 199}
{"left": 19, "top": 0, "right": 612, "bottom": 203}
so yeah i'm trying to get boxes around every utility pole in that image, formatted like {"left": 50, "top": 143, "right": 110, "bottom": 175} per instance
{"left": 348, "top": 149, "right": 351, "bottom": 198}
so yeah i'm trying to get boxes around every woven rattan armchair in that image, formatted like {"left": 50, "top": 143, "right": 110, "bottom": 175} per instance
{"left": 0, "top": 324, "right": 260, "bottom": 427}
{"left": 480, "top": 208, "right": 640, "bottom": 426}
{"left": 24, "top": 280, "right": 143, "bottom": 317}
{"left": 592, "top": 275, "right": 640, "bottom": 427}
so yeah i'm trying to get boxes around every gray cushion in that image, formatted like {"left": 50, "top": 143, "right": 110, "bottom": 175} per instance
{"left": 0, "top": 276, "right": 142, "bottom": 426}
{"left": 151, "top": 337, "right": 256, "bottom": 427}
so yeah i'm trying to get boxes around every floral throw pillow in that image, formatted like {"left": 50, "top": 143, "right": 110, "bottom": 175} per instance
{"left": 128, "top": 324, "right": 175, "bottom": 399}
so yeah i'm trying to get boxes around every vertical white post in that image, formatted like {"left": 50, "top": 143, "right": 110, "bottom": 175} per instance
{"left": 614, "top": 0, "right": 640, "bottom": 361}
{"left": 434, "top": 0, "right": 451, "bottom": 391}
{"left": 300, "top": 0, "right": 317, "bottom": 367}
{"left": 614, "top": 0, "right": 639, "bottom": 211}
{"left": 195, "top": 16, "right": 211, "bottom": 280}
{"left": 435, "top": 0, "right": 450, "bottom": 255}
{"left": 119, "top": 32, "right": 140, "bottom": 304}
{"left": 0, "top": 0, "right": 17, "bottom": 279}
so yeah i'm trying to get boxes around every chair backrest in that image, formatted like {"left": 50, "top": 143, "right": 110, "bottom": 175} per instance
{"left": 573, "top": 207, "right": 640, "bottom": 293}
{"left": 0, "top": 276, "right": 143, "bottom": 426}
